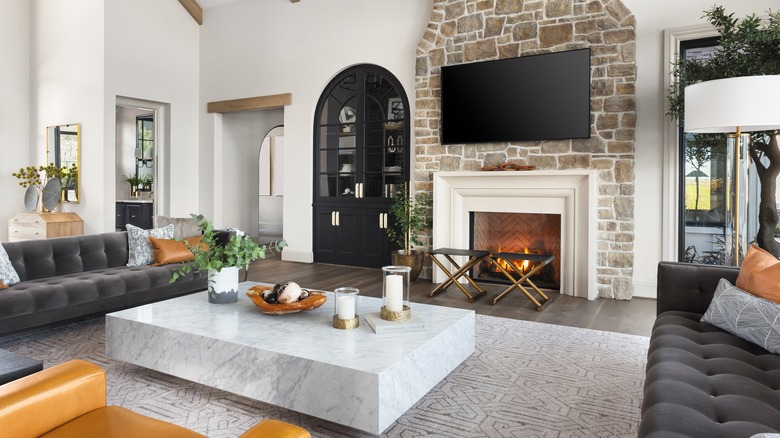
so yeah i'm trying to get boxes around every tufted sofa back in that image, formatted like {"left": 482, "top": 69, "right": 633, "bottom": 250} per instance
{"left": 2, "top": 232, "right": 129, "bottom": 282}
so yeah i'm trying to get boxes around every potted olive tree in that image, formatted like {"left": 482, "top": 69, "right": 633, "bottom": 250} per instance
{"left": 667, "top": 6, "right": 780, "bottom": 256}
{"left": 171, "top": 214, "right": 286, "bottom": 303}
{"left": 386, "top": 185, "right": 431, "bottom": 281}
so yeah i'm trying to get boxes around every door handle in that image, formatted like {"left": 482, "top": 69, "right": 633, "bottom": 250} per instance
{"left": 331, "top": 211, "right": 336, "bottom": 226}
{"left": 335, "top": 211, "right": 340, "bottom": 227}
{"left": 379, "top": 213, "right": 384, "bottom": 229}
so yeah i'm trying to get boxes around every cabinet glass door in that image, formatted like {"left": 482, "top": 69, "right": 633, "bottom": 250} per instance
{"left": 318, "top": 74, "right": 357, "bottom": 198}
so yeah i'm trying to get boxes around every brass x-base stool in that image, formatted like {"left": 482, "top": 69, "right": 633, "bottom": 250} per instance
{"left": 490, "top": 252, "right": 554, "bottom": 311}
{"left": 426, "top": 248, "right": 490, "bottom": 302}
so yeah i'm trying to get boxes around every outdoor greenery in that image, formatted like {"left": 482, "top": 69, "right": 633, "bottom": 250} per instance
{"left": 667, "top": 6, "right": 780, "bottom": 256}
{"left": 170, "top": 214, "right": 286, "bottom": 283}
{"left": 386, "top": 186, "right": 432, "bottom": 252}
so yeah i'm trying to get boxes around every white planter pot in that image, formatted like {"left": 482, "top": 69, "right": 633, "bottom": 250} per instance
{"left": 208, "top": 266, "right": 239, "bottom": 304}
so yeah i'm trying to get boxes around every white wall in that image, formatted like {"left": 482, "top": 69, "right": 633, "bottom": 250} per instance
{"left": 623, "top": 0, "right": 777, "bottom": 298}
{"left": 30, "top": 0, "right": 104, "bottom": 234}
{"left": 0, "top": 0, "right": 31, "bottom": 242}
{"left": 199, "top": 0, "right": 432, "bottom": 262}
{"left": 105, "top": 0, "right": 200, "bottom": 226}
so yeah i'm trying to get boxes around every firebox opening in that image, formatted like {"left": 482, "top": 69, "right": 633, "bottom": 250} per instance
{"left": 469, "top": 212, "right": 561, "bottom": 290}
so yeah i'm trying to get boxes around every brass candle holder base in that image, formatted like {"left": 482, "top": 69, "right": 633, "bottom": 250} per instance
{"left": 333, "top": 315, "right": 360, "bottom": 330}
{"left": 380, "top": 305, "right": 411, "bottom": 321}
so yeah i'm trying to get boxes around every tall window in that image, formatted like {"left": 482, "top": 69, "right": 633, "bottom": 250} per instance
{"left": 679, "top": 37, "right": 727, "bottom": 264}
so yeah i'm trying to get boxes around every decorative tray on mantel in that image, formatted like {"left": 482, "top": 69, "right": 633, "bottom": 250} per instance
{"left": 246, "top": 285, "right": 327, "bottom": 315}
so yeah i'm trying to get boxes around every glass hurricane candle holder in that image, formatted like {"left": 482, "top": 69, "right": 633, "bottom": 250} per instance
{"left": 381, "top": 266, "right": 411, "bottom": 321}
{"left": 333, "top": 287, "right": 359, "bottom": 330}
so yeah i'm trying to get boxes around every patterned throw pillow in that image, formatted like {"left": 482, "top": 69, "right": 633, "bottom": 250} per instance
{"left": 702, "top": 278, "right": 780, "bottom": 355}
{"left": 126, "top": 224, "right": 174, "bottom": 266}
{"left": 0, "top": 243, "right": 20, "bottom": 288}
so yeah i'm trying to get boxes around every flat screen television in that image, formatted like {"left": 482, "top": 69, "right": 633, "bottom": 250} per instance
{"left": 440, "top": 48, "right": 591, "bottom": 144}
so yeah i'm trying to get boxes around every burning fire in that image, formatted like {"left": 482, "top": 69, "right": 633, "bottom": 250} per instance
{"left": 492, "top": 246, "right": 531, "bottom": 275}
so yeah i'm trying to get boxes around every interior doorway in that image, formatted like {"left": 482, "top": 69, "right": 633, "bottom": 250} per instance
{"left": 258, "top": 125, "right": 284, "bottom": 244}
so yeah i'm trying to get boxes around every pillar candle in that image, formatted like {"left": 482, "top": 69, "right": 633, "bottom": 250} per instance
{"left": 337, "top": 295, "right": 355, "bottom": 320}
{"left": 385, "top": 274, "right": 404, "bottom": 312}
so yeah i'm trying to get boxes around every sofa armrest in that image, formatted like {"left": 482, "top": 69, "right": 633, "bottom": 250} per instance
{"left": 240, "top": 419, "right": 311, "bottom": 438}
{"left": 656, "top": 261, "right": 739, "bottom": 316}
{"left": 0, "top": 359, "right": 106, "bottom": 437}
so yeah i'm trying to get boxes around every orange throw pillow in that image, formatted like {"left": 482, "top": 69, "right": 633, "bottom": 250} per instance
{"left": 735, "top": 244, "right": 780, "bottom": 304}
{"left": 0, "top": 281, "right": 7, "bottom": 289}
{"left": 147, "top": 236, "right": 204, "bottom": 266}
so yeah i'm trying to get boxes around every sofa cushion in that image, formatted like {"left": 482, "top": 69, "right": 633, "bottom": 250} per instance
{"left": 736, "top": 244, "right": 780, "bottom": 304}
{"left": 153, "top": 215, "right": 201, "bottom": 239}
{"left": 126, "top": 224, "right": 173, "bottom": 267}
{"left": 641, "top": 311, "right": 780, "bottom": 437}
{"left": 148, "top": 236, "right": 201, "bottom": 266}
{"left": 702, "top": 278, "right": 780, "bottom": 355}
{"left": 0, "top": 244, "right": 20, "bottom": 287}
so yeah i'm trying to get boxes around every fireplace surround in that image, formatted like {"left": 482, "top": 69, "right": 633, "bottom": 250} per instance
{"left": 432, "top": 171, "right": 597, "bottom": 300}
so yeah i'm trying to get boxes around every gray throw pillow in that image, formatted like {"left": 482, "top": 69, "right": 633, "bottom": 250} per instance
{"left": 0, "top": 244, "right": 20, "bottom": 286}
{"left": 702, "top": 278, "right": 780, "bottom": 355}
{"left": 153, "top": 215, "right": 201, "bottom": 239}
{"left": 126, "top": 224, "right": 174, "bottom": 266}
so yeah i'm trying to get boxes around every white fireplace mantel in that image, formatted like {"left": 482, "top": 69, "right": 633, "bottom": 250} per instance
{"left": 432, "top": 171, "right": 597, "bottom": 300}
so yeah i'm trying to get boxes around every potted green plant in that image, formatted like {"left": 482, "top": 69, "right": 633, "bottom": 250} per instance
{"left": 171, "top": 214, "right": 286, "bottom": 303}
{"left": 138, "top": 174, "right": 153, "bottom": 191}
{"left": 12, "top": 164, "right": 69, "bottom": 211}
{"left": 386, "top": 185, "right": 431, "bottom": 281}
{"left": 123, "top": 174, "right": 141, "bottom": 197}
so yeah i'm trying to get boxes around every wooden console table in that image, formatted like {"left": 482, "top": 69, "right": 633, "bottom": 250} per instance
{"left": 8, "top": 212, "right": 84, "bottom": 242}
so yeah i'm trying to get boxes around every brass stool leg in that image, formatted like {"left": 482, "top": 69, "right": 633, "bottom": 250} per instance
{"left": 442, "top": 255, "right": 487, "bottom": 296}
{"left": 427, "top": 254, "right": 487, "bottom": 302}
{"left": 491, "top": 257, "right": 549, "bottom": 311}
{"left": 428, "top": 254, "right": 457, "bottom": 296}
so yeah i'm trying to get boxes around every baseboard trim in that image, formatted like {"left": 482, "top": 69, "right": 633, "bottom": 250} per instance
{"left": 282, "top": 250, "right": 313, "bottom": 263}
{"left": 632, "top": 281, "right": 656, "bottom": 299}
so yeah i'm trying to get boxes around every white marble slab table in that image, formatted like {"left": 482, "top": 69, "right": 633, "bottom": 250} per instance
{"left": 106, "top": 282, "right": 475, "bottom": 434}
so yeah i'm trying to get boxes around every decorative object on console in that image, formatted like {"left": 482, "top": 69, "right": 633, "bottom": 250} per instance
{"left": 380, "top": 266, "right": 411, "bottom": 321}
{"left": 333, "top": 287, "right": 359, "bottom": 329}
{"left": 11, "top": 164, "right": 71, "bottom": 212}
{"left": 669, "top": 6, "right": 780, "bottom": 261}
{"left": 123, "top": 174, "right": 142, "bottom": 198}
{"left": 170, "top": 214, "right": 286, "bottom": 304}
{"left": 386, "top": 183, "right": 431, "bottom": 281}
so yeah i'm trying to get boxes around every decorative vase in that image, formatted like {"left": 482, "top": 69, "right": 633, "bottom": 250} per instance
{"left": 390, "top": 249, "right": 424, "bottom": 281}
{"left": 208, "top": 266, "right": 239, "bottom": 304}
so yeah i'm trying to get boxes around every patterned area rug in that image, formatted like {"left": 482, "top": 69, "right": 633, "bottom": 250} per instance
{"left": 0, "top": 315, "right": 648, "bottom": 437}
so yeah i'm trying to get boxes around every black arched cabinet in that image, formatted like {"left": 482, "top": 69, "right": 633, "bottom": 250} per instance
{"left": 313, "top": 64, "right": 410, "bottom": 268}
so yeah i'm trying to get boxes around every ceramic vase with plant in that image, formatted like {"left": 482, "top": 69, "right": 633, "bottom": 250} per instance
{"left": 386, "top": 184, "right": 432, "bottom": 281}
{"left": 12, "top": 164, "right": 68, "bottom": 211}
{"left": 123, "top": 174, "right": 141, "bottom": 198}
{"left": 171, "top": 214, "right": 286, "bottom": 303}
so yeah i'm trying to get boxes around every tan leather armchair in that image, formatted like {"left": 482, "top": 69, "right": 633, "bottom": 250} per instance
{"left": 0, "top": 359, "right": 310, "bottom": 438}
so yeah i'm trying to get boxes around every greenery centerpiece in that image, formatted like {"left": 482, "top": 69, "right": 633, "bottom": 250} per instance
{"left": 171, "top": 214, "right": 287, "bottom": 303}
{"left": 667, "top": 6, "right": 780, "bottom": 257}
{"left": 386, "top": 184, "right": 432, "bottom": 281}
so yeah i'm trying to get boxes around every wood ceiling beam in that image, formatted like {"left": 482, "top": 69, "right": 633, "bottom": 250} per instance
{"left": 178, "top": 0, "right": 203, "bottom": 25}
{"left": 207, "top": 93, "right": 293, "bottom": 113}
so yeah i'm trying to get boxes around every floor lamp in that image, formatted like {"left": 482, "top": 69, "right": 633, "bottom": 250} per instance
{"left": 685, "top": 75, "right": 780, "bottom": 265}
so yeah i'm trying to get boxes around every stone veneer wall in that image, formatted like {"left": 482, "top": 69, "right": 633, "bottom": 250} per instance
{"left": 414, "top": 0, "right": 636, "bottom": 299}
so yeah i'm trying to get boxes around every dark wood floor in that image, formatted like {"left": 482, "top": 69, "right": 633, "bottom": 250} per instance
{"left": 246, "top": 255, "right": 656, "bottom": 337}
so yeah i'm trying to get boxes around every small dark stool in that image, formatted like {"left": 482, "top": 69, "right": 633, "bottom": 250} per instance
{"left": 490, "top": 252, "right": 554, "bottom": 310}
{"left": 426, "top": 248, "right": 490, "bottom": 302}
{"left": 0, "top": 349, "right": 43, "bottom": 385}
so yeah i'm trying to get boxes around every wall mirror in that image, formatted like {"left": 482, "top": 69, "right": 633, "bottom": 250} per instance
{"left": 47, "top": 123, "right": 81, "bottom": 203}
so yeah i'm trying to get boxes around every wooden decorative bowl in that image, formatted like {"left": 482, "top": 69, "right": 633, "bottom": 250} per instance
{"left": 246, "top": 285, "right": 328, "bottom": 314}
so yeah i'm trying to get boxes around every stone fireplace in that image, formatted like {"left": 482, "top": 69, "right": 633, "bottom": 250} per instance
{"left": 432, "top": 171, "right": 597, "bottom": 299}
{"left": 415, "top": 0, "right": 636, "bottom": 299}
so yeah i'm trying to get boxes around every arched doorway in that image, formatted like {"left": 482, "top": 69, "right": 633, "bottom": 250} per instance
{"left": 258, "top": 125, "right": 284, "bottom": 243}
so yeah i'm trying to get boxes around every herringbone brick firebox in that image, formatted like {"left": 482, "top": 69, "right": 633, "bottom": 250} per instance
{"left": 471, "top": 212, "right": 561, "bottom": 288}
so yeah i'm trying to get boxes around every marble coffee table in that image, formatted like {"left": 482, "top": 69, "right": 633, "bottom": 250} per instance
{"left": 106, "top": 282, "right": 475, "bottom": 434}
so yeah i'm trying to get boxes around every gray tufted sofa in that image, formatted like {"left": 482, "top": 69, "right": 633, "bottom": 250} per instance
{"left": 0, "top": 232, "right": 206, "bottom": 337}
{"left": 639, "top": 262, "right": 780, "bottom": 437}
